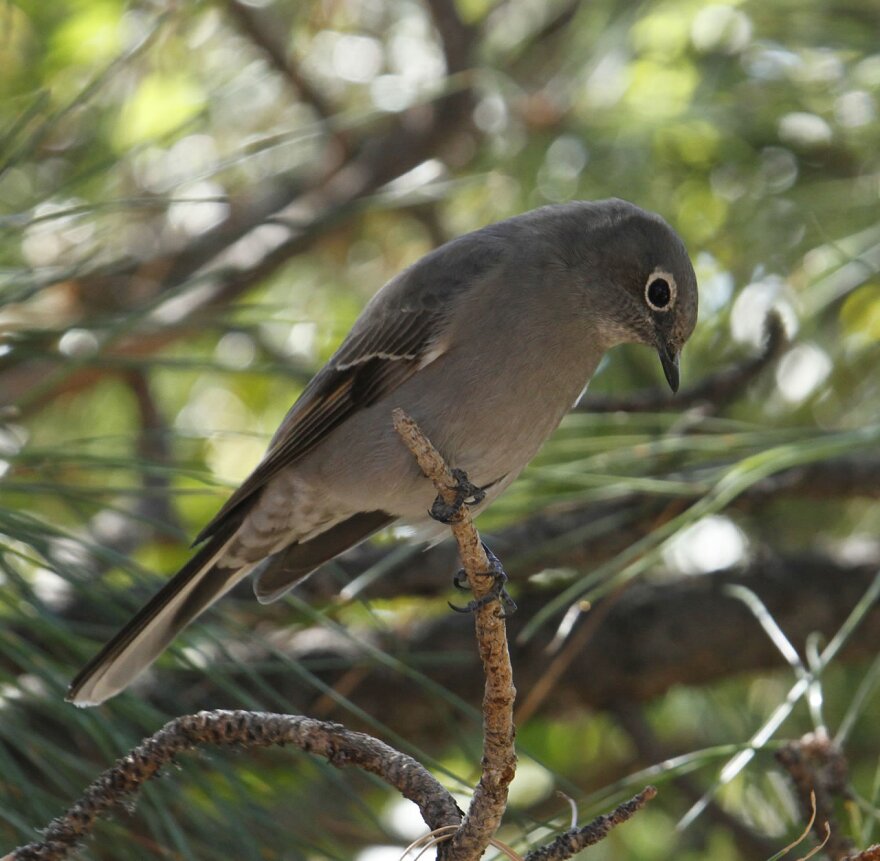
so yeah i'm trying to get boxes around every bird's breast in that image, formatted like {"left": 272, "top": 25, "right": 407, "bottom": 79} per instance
{"left": 300, "top": 314, "right": 602, "bottom": 522}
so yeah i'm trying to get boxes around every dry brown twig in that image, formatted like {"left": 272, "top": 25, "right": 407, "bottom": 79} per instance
{"left": 523, "top": 786, "right": 657, "bottom": 861}
{"left": 391, "top": 411, "right": 658, "bottom": 861}
{"left": 392, "top": 408, "right": 517, "bottom": 861}
{"left": 399, "top": 785, "right": 659, "bottom": 861}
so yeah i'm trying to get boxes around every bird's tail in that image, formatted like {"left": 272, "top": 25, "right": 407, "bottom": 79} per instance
{"left": 67, "top": 510, "right": 395, "bottom": 706}
{"left": 66, "top": 529, "right": 252, "bottom": 707}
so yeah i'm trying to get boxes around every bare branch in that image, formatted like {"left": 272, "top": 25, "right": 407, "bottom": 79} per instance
{"left": 294, "top": 455, "right": 880, "bottom": 604}
{"left": 522, "top": 787, "right": 657, "bottom": 861}
{"left": 9, "top": 710, "right": 460, "bottom": 861}
{"left": 390, "top": 409, "right": 658, "bottom": 859}
{"left": 205, "top": 554, "right": 880, "bottom": 737}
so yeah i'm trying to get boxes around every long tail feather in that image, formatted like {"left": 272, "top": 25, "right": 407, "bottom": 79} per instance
{"left": 67, "top": 531, "right": 249, "bottom": 707}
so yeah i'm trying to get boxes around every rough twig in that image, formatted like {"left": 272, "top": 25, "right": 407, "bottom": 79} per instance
{"left": 776, "top": 731, "right": 855, "bottom": 860}
{"left": 581, "top": 310, "right": 787, "bottom": 413}
{"left": 8, "top": 710, "right": 460, "bottom": 861}
{"left": 522, "top": 787, "right": 657, "bottom": 861}
{"left": 392, "top": 409, "right": 517, "bottom": 861}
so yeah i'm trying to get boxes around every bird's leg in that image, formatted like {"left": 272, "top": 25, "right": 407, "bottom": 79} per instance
{"left": 450, "top": 541, "right": 517, "bottom": 617}
{"left": 428, "top": 470, "right": 514, "bottom": 615}
{"left": 429, "top": 468, "right": 486, "bottom": 523}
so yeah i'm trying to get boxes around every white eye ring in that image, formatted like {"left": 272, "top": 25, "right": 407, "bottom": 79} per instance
{"left": 645, "top": 270, "right": 677, "bottom": 312}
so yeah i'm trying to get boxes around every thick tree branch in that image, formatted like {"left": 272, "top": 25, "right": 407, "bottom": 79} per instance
{"left": 65, "top": 554, "right": 875, "bottom": 743}
{"left": 15, "top": 449, "right": 880, "bottom": 723}
{"left": 293, "top": 455, "right": 880, "bottom": 603}
{"left": 283, "top": 557, "right": 878, "bottom": 733}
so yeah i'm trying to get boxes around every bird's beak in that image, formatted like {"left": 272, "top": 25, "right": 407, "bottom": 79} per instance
{"left": 657, "top": 343, "right": 680, "bottom": 393}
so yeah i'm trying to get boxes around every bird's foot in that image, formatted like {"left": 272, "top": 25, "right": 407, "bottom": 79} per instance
{"left": 429, "top": 468, "right": 486, "bottom": 523}
{"left": 449, "top": 542, "right": 517, "bottom": 617}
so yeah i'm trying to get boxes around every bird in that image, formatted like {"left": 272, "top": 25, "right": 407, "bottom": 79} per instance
{"left": 67, "top": 198, "right": 699, "bottom": 706}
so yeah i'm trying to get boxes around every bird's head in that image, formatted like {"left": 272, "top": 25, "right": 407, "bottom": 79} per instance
{"left": 565, "top": 199, "right": 699, "bottom": 392}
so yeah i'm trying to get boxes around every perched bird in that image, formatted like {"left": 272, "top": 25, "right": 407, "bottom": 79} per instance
{"left": 68, "top": 198, "right": 699, "bottom": 706}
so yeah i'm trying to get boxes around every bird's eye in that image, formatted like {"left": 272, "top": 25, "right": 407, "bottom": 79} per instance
{"left": 645, "top": 272, "right": 676, "bottom": 312}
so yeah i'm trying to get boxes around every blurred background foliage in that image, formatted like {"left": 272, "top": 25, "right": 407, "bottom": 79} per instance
{"left": 1, "top": 0, "right": 879, "bottom": 859}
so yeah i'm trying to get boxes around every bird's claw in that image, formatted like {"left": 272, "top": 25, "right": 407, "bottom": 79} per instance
{"left": 452, "top": 568, "right": 470, "bottom": 591}
{"left": 448, "top": 542, "right": 517, "bottom": 617}
{"left": 429, "top": 468, "right": 486, "bottom": 523}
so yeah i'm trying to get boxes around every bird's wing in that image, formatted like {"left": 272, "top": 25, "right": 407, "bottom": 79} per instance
{"left": 194, "top": 235, "right": 503, "bottom": 544}
{"left": 66, "top": 303, "right": 437, "bottom": 705}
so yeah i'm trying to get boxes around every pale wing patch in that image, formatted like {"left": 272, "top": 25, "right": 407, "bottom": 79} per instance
{"left": 417, "top": 334, "right": 451, "bottom": 370}
{"left": 336, "top": 350, "right": 418, "bottom": 369}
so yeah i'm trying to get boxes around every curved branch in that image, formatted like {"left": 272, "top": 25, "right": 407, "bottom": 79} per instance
{"left": 9, "top": 710, "right": 461, "bottom": 861}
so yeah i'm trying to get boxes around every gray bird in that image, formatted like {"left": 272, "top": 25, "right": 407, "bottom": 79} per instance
{"left": 68, "top": 198, "right": 698, "bottom": 706}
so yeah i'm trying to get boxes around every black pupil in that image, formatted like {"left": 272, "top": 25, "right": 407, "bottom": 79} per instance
{"left": 648, "top": 278, "right": 671, "bottom": 308}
